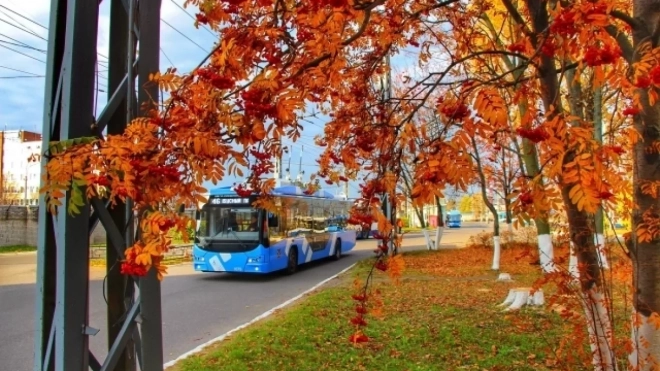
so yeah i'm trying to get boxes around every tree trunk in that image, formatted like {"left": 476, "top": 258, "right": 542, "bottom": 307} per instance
{"left": 517, "top": 101, "right": 556, "bottom": 273}
{"left": 434, "top": 195, "right": 444, "bottom": 250}
{"left": 525, "top": 2, "right": 616, "bottom": 367}
{"left": 472, "top": 137, "right": 501, "bottom": 270}
{"left": 592, "top": 85, "right": 610, "bottom": 269}
{"left": 628, "top": 2, "right": 660, "bottom": 368}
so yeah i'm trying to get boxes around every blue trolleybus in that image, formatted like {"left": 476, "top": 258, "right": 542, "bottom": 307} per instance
{"left": 446, "top": 209, "right": 462, "bottom": 228}
{"left": 192, "top": 185, "right": 357, "bottom": 274}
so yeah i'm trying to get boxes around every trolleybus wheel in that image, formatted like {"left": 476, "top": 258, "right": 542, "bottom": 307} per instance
{"left": 286, "top": 247, "right": 298, "bottom": 274}
{"left": 332, "top": 239, "right": 342, "bottom": 261}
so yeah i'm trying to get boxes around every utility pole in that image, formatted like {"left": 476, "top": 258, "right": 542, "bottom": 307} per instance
{"left": 296, "top": 145, "right": 304, "bottom": 184}
{"left": 285, "top": 147, "right": 292, "bottom": 183}
{"left": 34, "top": 1, "right": 163, "bottom": 370}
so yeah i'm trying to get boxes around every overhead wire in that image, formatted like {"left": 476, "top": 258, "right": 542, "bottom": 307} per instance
{"left": 0, "top": 4, "right": 47, "bottom": 31}
{"left": 1, "top": 2, "right": 213, "bottom": 71}
{"left": 0, "top": 39, "right": 46, "bottom": 52}
{"left": 0, "top": 17, "right": 46, "bottom": 41}
{"left": 0, "top": 44, "right": 45, "bottom": 63}
{"left": 0, "top": 65, "right": 41, "bottom": 75}
{"left": 0, "top": 75, "right": 45, "bottom": 79}
{"left": 168, "top": 0, "right": 217, "bottom": 37}
{"left": 160, "top": 18, "right": 210, "bottom": 53}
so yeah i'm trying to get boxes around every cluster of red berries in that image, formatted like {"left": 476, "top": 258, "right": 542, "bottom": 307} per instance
{"left": 120, "top": 249, "right": 148, "bottom": 277}
{"left": 195, "top": 13, "right": 209, "bottom": 25}
{"left": 157, "top": 218, "right": 176, "bottom": 232}
{"left": 90, "top": 174, "right": 110, "bottom": 187}
{"left": 296, "top": 28, "right": 314, "bottom": 43}
{"left": 197, "top": 68, "right": 235, "bottom": 90}
{"left": 638, "top": 65, "right": 660, "bottom": 88}
{"left": 355, "top": 136, "right": 376, "bottom": 153}
{"left": 114, "top": 186, "right": 131, "bottom": 198}
{"left": 329, "top": 152, "right": 342, "bottom": 165}
{"left": 584, "top": 45, "right": 621, "bottom": 67}
{"left": 602, "top": 145, "right": 625, "bottom": 155}
{"left": 249, "top": 149, "right": 271, "bottom": 161}
{"left": 249, "top": 161, "right": 273, "bottom": 179}
{"left": 359, "top": 181, "right": 385, "bottom": 201}
{"left": 440, "top": 102, "right": 470, "bottom": 121}
{"left": 650, "top": 65, "right": 660, "bottom": 85}
{"left": 234, "top": 184, "right": 252, "bottom": 197}
{"left": 240, "top": 89, "right": 277, "bottom": 120}
{"left": 507, "top": 42, "right": 526, "bottom": 53}
{"left": 316, "top": 0, "right": 348, "bottom": 8}
{"left": 347, "top": 212, "right": 374, "bottom": 230}
{"left": 221, "top": 0, "right": 248, "bottom": 7}
{"left": 623, "top": 106, "right": 641, "bottom": 116}
{"left": 421, "top": 171, "right": 441, "bottom": 183}
{"left": 541, "top": 39, "right": 556, "bottom": 57}
{"left": 516, "top": 127, "right": 550, "bottom": 143}
{"left": 550, "top": 9, "right": 578, "bottom": 36}
{"left": 120, "top": 261, "right": 148, "bottom": 276}
{"left": 348, "top": 292, "right": 369, "bottom": 343}
{"left": 130, "top": 160, "right": 181, "bottom": 182}
{"left": 263, "top": 51, "right": 281, "bottom": 65}
{"left": 518, "top": 191, "right": 534, "bottom": 206}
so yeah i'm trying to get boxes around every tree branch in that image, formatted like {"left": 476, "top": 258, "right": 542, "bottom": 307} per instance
{"left": 605, "top": 25, "right": 634, "bottom": 63}
{"left": 610, "top": 9, "right": 641, "bottom": 30}
{"left": 501, "top": 0, "right": 534, "bottom": 39}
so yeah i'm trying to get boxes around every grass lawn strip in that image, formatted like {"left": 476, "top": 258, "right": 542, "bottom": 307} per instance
{"left": 0, "top": 245, "right": 37, "bottom": 253}
{"left": 170, "top": 245, "right": 629, "bottom": 371}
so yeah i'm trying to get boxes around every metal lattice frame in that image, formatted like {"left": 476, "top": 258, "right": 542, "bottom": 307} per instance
{"left": 34, "top": 1, "right": 163, "bottom": 370}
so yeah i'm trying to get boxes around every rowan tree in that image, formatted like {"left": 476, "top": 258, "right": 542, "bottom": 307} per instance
{"left": 40, "top": 0, "right": 660, "bottom": 368}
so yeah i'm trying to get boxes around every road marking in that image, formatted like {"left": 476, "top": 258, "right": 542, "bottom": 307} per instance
{"left": 163, "top": 262, "right": 357, "bottom": 369}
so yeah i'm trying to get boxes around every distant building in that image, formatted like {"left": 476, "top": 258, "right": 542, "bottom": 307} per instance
{"left": 0, "top": 130, "right": 42, "bottom": 205}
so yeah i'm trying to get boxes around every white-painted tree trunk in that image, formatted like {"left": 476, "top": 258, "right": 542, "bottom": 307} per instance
{"left": 594, "top": 233, "right": 609, "bottom": 269}
{"left": 491, "top": 236, "right": 501, "bottom": 270}
{"left": 629, "top": 308, "right": 660, "bottom": 371}
{"left": 434, "top": 226, "right": 444, "bottom": 250}
{"left": 569, "top": 241, "right": 579, "bottom": 281}
{"left": 580, "top": 287, "right": 616, "bottom": 371}
{"left": 537, "top": 234, "right": 556, "bottom": 273}
{"left": 422, "top": 230, "right": 433, "bottom": 250}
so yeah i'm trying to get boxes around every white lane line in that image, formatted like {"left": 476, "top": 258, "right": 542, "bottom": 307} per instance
{"left": 163, "top": 263, "right": 357, "bottom": 369}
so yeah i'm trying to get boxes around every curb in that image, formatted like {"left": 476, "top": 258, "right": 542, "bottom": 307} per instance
{"left": 162, "top": 262, "right": 357, "bottom": 369}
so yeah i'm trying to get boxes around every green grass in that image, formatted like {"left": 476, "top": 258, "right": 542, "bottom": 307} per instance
{"left": 0, "top": 245, "right": 36, "bottom": 253}
{"left": 170, "top": 248, "right": 596, "bottom": 371}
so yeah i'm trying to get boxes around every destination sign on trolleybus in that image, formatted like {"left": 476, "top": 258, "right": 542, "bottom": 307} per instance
{"left": 209, "top": 197, "right": 251, "bottom": 205}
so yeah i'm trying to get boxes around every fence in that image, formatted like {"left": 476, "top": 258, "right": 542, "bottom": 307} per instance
{"left": 0, "top": 206, "right": 198, "bottom": 248}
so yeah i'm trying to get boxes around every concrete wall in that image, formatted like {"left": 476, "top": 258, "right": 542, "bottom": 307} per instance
{"left": 0, "top": 205, "right": 107, "bottom": 247}
{"left": 0, "top": 206, "right": 198, "bottom": 247}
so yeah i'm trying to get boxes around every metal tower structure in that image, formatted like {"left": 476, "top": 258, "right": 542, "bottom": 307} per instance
{"left": 34, "top": 1, "right": 163, "bottom": 370}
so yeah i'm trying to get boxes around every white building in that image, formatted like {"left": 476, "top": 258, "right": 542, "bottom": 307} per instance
{"left": 0, "top": 130, "right": 42, "bottom": 205}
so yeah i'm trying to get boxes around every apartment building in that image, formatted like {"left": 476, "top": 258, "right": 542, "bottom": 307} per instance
{"left": 0, "top": 130, "right": 42, "bottom": 205}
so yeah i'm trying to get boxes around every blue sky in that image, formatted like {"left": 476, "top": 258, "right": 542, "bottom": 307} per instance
{"left": 0, "top": 0, "right": 436, "bottom": 199}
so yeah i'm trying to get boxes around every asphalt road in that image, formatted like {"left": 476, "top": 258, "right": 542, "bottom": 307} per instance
{"left": 0, "top": 223, "right": 486, "bottom": 371}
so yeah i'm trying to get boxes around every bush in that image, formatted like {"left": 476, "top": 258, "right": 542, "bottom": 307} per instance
{"left": 467, "top": 226, "right": 539, "bottom": 250}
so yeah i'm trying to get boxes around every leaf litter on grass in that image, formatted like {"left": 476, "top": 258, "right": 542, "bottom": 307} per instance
{"left": 174, "top": 246, "right": 603, "bottom": 371}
